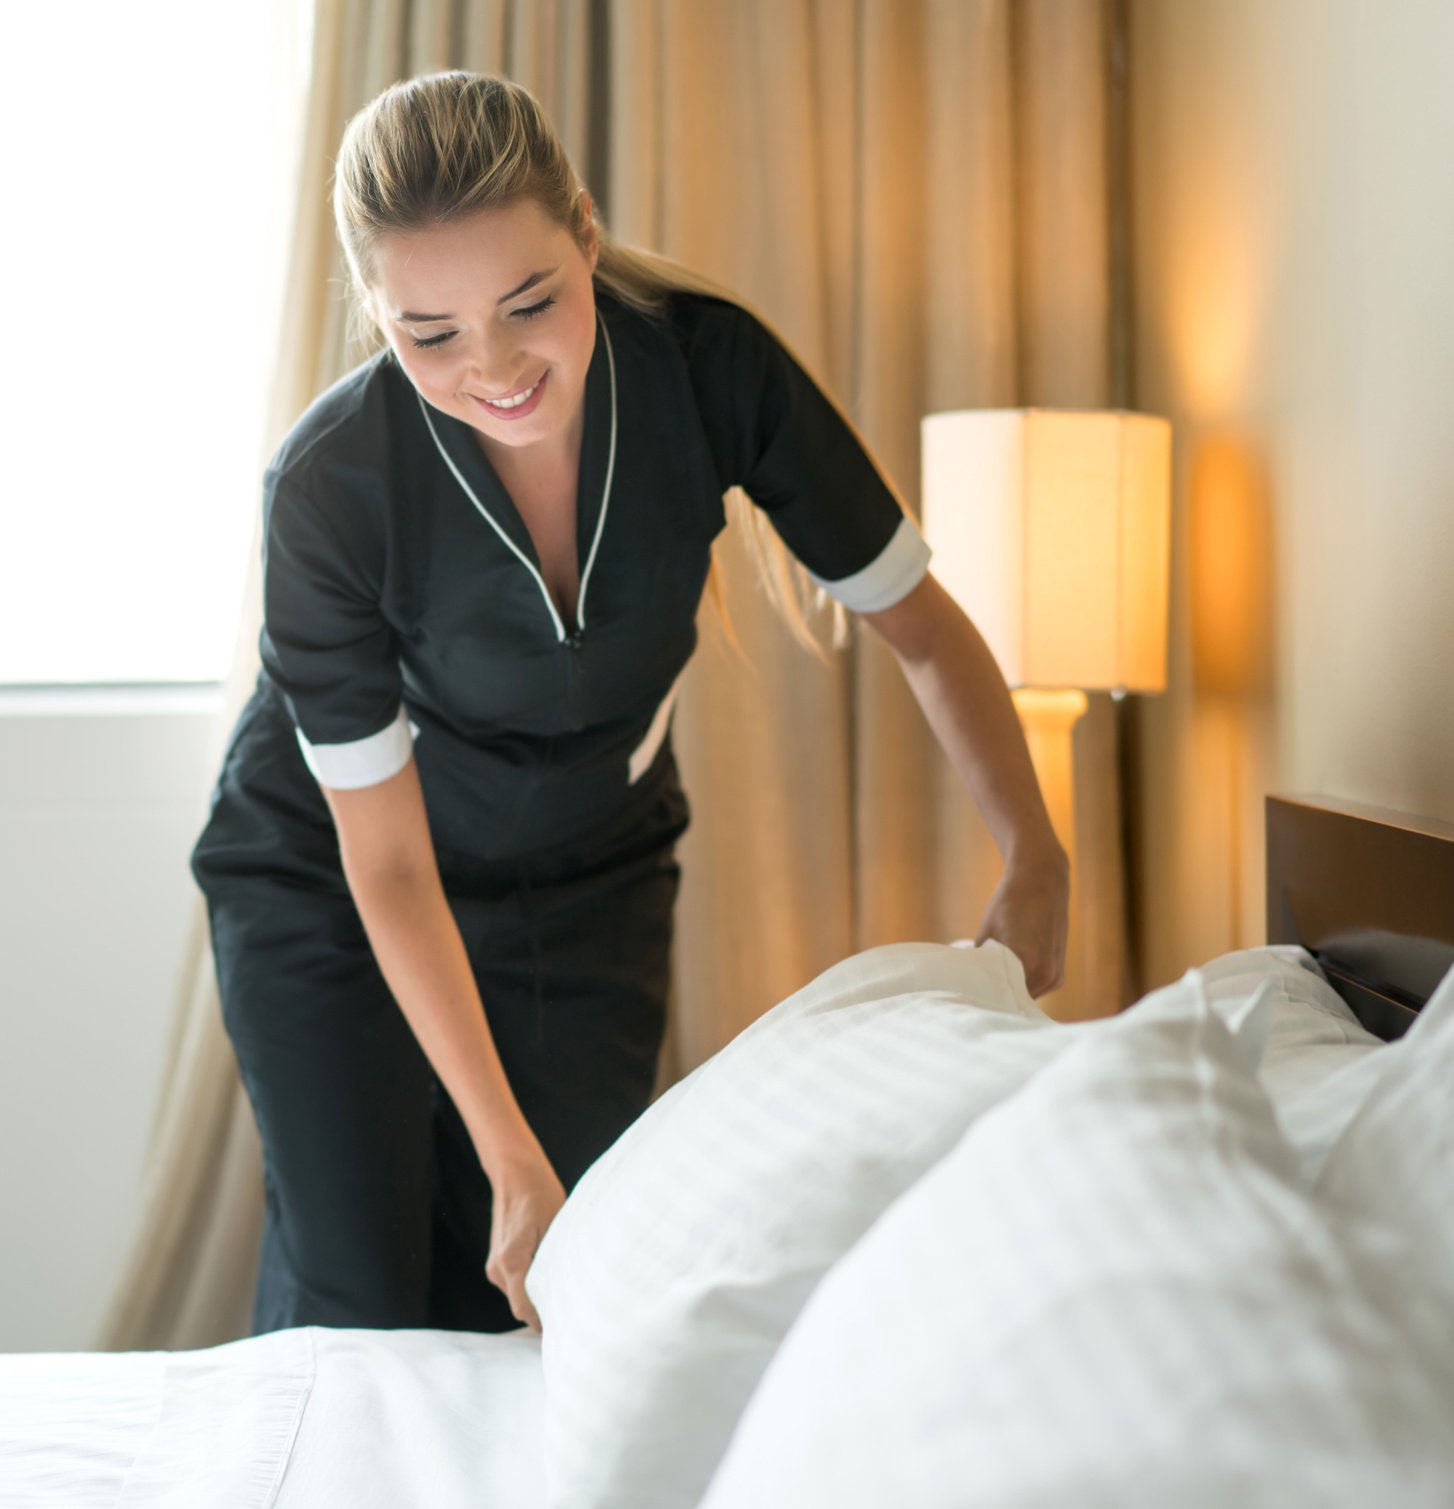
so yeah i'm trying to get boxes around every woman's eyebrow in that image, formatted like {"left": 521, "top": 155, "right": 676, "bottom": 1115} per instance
{"left": 495, "top": 266, "right": 559, "bottom": 304}
{"left": 395, "top": 266, "right": 561, "bottom": 323}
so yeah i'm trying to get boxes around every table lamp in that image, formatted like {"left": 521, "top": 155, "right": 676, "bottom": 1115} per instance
{"left": 920, "top": 408, "right": 1172, "bottom": 1016}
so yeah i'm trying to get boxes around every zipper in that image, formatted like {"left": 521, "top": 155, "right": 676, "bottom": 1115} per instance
{"left": 565, "top": 629, "right": 585, "bottom": 731}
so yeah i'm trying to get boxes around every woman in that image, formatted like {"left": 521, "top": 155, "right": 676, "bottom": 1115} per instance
{"left": 192, "top": 71, "right": 1069, "bottom": 1338}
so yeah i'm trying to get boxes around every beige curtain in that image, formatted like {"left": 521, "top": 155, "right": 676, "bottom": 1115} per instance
{"left": 100, "top": 0, "right": 1125, "bottom": 1352}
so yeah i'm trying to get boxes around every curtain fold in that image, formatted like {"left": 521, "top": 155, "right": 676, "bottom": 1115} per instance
{"left": 100, "top": 0, "right": 1124, "bottom": 1350}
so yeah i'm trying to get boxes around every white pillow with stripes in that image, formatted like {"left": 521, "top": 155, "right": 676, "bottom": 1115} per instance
{"left": 524, "top": 940, "right": 1071, "bottom": 1509}
{"left": 700, "top": 975, "right": 1454, "bottom": 1509}
{"left": 1137, "top": 945, "right": 1387, "bottom": 1181}
{"left": 1150, "top": 943, "right": 1382, "bottom": 1075}
{"left": 1314, "top": 962, "right": 1454, "bottom": 1363}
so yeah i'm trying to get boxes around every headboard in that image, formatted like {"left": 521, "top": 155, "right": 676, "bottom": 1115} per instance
{"left": 1266, "top": 794, "right": 1454, "bottom": 1041}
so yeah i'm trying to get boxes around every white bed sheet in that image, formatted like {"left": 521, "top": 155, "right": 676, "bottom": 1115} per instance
{"left": 0, "top": 1324, "right": 545, "bottom": 1509}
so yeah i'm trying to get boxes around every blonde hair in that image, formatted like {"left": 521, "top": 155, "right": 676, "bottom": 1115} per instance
{"left": 333, "top": 70, "right": 856, "bottom": 656}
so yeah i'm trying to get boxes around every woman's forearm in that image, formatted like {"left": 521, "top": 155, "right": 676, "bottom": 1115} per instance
{"left": 343, "top": 859, "right": 542, "bottom": 1179}
{"left": 868, "top": 574, "right": 1066, "bottom": 874}
{"left": 865, "top": 573, "right": 1070, "bottom": 995}
{"left": 321, "top": 759, "right": 544, "bottom": 1177}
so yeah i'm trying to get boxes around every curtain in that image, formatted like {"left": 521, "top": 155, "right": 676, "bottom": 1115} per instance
{"left": 634, "top": 0, "right": 1129, "bottom": 1079}
{"left": 99, "top": 0, "right": 1124, "bottom": 1351}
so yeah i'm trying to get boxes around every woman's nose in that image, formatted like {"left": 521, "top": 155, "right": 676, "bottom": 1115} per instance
{"left": 470, "top": 331, "right": 525, "bottom": 396}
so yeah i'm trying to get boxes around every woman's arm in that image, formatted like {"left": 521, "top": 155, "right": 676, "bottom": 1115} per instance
{"left": 321, "top": 759, "right": 537, "bottom": 1170}
{"left": 320, "top": 759, "right": 562, "bottom": 1327}
{"left": 859, "top": 571, "right": 1070, "bottom": 997}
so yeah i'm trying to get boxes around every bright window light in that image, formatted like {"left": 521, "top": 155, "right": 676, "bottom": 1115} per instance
{"left": 0, "top": 1, "right": 308, "bottom": 684}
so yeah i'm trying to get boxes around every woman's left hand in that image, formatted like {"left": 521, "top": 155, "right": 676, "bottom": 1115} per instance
{"left": 973, "top": 848, "right": 1070, "bottom": 999}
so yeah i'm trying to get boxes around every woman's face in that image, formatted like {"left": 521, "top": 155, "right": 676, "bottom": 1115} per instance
{"left": 368, "top": 195, "right": 599, "bottom": 461}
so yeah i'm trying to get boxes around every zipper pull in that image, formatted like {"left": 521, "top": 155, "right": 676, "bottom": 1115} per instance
{"left": 565, "top": 629, "right": 585, "bottom": 730}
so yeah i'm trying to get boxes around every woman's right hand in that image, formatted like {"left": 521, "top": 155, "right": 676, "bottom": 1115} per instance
{"left": 484, "top": 1144, "right": 567, "bottom": 1332}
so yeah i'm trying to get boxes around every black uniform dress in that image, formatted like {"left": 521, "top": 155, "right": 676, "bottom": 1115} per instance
{"left": 191, "top": 287, "right": 932, "bottom": 1336}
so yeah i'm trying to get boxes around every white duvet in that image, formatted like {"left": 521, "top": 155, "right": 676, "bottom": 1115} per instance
{"left": 2, "top": 944, "right": 1449, "bottom": 1509}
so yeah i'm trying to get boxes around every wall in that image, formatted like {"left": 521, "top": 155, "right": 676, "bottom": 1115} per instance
{"left": 0, "top": 694, "right": 218, "bottom": 1351}
{"left": 1126, "top": 0, "right": 1454, "bottom": 989}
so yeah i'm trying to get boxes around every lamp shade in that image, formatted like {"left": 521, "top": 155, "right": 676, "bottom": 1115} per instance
{"left": 921, "top": 409, "right": 1172, "bottom": 694}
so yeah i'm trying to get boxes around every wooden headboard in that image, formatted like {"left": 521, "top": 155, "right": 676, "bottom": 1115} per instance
{"left": 1266, "top": 794, "right": 1454, "bottom": 1040}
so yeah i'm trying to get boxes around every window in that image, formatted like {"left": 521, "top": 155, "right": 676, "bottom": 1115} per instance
{"left": 0, "top": 1, "right": 309, "bottom": 683}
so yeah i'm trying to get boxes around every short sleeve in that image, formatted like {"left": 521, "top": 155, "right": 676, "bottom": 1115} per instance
{"left": 259, "top": 470, "right": 412, "bottom": 789}
{"left": 686, "top": 298, "right": 932, "bottom": 611}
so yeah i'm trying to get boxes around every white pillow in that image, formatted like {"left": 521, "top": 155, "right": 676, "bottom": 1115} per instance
{"left": 524, "top": 941, "right": 1075, "bottom": 1509}
{"left": 1133, "top": 945, "right": 1386, "bottom": 1181}
{"left": 702, "top": 976, "right": 1454, "bottom": 1509}
{"left": 1315, "top": 962, "right": 1454, "bottom": 1358}
{"left": 1141, "top": 943, "right": 1379, "bottom": 1065}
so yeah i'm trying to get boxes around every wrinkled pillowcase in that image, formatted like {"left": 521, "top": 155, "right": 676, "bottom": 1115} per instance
{"left": 1131, "top": 944, "right": 1386, "bottom": 1181}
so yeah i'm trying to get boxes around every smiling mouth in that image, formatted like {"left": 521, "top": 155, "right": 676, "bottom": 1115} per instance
{"left": 478, "top": 374, "right": 544, "bottom": 410}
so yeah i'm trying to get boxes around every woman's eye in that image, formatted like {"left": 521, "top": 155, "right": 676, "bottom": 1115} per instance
{"left": 408, "top": 295, "right": 552, "bottom": 349}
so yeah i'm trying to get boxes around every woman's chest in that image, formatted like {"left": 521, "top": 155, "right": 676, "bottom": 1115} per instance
{"left": 495, "top": 465, "right": 582, "bottom": 630}
{"left": 381, "top": 445, "right": 725, "bottom": 736}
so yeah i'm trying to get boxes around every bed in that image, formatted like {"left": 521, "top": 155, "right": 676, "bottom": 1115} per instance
{"left": 4, "top": 793, "right": 1452, "bottom": 1508}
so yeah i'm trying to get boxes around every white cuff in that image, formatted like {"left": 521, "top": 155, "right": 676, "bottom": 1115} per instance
{"left": 808, "top": 516, "right": 932, "bottom": 611}
{"left": 296, "top": 705, "right": 418, "bottom": 790}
